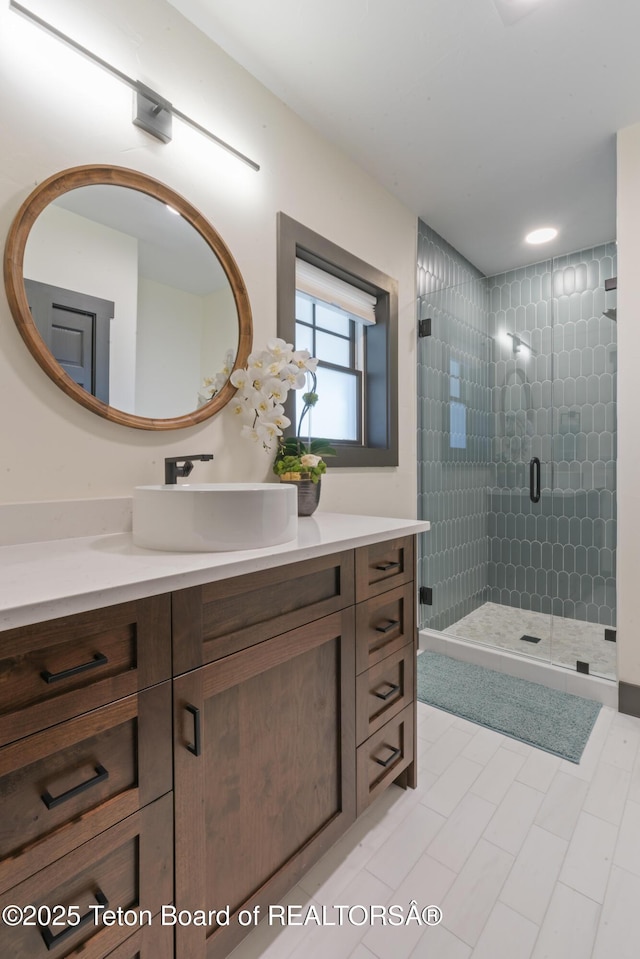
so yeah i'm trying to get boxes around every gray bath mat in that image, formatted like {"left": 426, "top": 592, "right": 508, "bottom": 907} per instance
{"left": 416, "top": 651, "right": 601, "bottom": 763}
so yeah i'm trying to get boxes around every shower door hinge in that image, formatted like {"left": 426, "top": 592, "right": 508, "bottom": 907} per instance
{"left": 605, "top": 277, "right": 617, "bottom": 291}
{"left": 576, "top": 661, "right": 590, "bottom": 674}
{"left": 419, "top": 586, "right": 433, "bottom": 605}
{"left": 418, "top": 318, "right": 432, "bottom": 338}
{"left": 605, "top": 628, "right": 617, "bottom": 643}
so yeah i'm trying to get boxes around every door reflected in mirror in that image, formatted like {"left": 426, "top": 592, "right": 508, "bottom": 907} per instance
{"left": 4, "top": 165, "right": 252, "bottom": 430}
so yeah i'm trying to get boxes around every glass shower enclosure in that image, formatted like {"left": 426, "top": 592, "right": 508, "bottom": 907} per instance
{"left": 417, "top": 243, "right": 617, "bottom": 681}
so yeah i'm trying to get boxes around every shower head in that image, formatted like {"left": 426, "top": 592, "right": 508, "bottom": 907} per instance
{"left": 603, "top": 308, "right": 617, "bottom": 322}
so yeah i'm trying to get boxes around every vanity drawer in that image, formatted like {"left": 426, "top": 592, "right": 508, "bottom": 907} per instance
{"left": 355, "top": 582, "right": 415, "bottom": 674}
{"left": 356, "top": 704, "right": 415, "bottom": 814}
{"left": 172, "top": 550, "right": 355, "bottom": 673}
{"left": 355, "top": 536, "right": 414, "bottom": 602}
{"left": 0, "top": 793, "right": 173, "bottom": 959}
{"left": 356, "top": 644, "right": 414, "bottom": 746}
{"left": 0, "top": 683, "right": 172, "bottom": 894}
{"left": 0, "top": 596, "right": 171, "bottom": 747}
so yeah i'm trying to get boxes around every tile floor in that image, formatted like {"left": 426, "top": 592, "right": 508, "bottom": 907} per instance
{"left": 444, "top": 602, "right": 616, "bottom": 681}
{"left": 229, "top": 699, "right": 640, "bottom": 959}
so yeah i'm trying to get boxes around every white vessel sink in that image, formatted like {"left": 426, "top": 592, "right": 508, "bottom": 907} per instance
{"left": 132, "top": 483, "right": 298, "bottom": 552}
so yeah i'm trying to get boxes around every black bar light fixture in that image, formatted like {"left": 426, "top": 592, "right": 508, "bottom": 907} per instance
{"left": 9, "top": 0, "right": 261, "bottom": 171}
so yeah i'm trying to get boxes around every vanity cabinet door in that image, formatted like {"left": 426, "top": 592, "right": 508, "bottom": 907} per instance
{"left": 173, "top": 609, "right": 356, "bottom": 959}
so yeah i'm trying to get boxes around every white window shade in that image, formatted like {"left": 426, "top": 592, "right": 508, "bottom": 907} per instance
{"left": 295, "top": 258, "right": 376, "bottom": 325}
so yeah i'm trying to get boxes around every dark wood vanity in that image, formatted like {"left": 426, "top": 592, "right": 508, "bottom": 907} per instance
{"left": 0, "top": 534, "right": 417, "bottom": 959}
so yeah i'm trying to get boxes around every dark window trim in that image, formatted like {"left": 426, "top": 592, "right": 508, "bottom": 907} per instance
{"left": 277, "top": 212, "right": 398, "bottom": 468}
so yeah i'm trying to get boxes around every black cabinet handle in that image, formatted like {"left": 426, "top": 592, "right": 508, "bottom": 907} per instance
{"left": 41, "top": 653, "right": 108, "bottom": 685}
{"left": 39, "top": 888, "right": 108, "bottom": 950}
{"left": 529, "top": 457, "right": 541, "bottom": 503}
{"left": 374, "top": 745, "right": 402, "bottom": 768}
{"left": 375, "top": 619, "right": 400, "bottom": 634}
{"left": 375, "top": 561, "right": 401, "bottom": 572}
{"left": 186, "top": 704, "right": 201, "bottom": 757}
{"left": 41, "top": 764, "right": 109, "bottom": 810}
{"left": 373, "top": 682, "right": 400, "bottom": 701}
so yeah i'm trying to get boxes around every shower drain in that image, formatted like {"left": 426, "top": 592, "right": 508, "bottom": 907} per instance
{"left": 519, "top": 634, "right": 542, "bottom": 644}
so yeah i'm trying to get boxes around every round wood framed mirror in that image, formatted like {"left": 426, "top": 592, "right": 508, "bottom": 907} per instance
{"left": 3, "top": 165, "right": 253, "bottom": 430}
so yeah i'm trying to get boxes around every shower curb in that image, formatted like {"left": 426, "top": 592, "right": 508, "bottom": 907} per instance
{"left": 419, "top": 628, "right": 618, "bottom": 708}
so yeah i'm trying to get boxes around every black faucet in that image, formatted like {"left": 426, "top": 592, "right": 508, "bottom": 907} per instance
{"left": 164, "top": 454, "right": 214, "bottom": 485}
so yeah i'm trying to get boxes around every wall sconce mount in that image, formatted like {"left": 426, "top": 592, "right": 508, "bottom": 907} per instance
{"left": 9, "top": 0, "right": 260, "bottom": 171}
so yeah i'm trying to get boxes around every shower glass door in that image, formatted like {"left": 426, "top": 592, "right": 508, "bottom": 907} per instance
{"left": 417, "top": 235, "right": 617, "bottom": 681}
{"left": 548, "top": 246, "right": 617, "bottom": 680}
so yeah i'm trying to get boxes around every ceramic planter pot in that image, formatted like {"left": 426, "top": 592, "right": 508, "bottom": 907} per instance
{"left": 279, "top": 477, "right": 321, "bottom": 516}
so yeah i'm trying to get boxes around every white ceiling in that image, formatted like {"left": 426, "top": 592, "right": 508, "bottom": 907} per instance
{"left": 167, "top": 0, "right": 640, "bottom": 276}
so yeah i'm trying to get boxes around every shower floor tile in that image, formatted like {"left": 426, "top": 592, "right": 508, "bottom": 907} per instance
{"left": 444, "top": 602, "right": 616, "bottom": 681}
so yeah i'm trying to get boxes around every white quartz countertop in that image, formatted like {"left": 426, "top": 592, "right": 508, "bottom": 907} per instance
{"left": 0, "top": 511, "right": 430, "bottom": 631}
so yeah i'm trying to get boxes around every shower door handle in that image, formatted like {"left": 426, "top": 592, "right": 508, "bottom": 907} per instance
{"left": 529, "top": 457, "right": 541, "bottom": 503}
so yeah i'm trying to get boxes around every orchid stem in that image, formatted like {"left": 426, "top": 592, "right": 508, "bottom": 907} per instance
{"left": 296, "top": 371, "right": 317, "bottom": 448}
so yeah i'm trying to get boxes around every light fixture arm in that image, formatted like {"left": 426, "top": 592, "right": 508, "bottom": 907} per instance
{"left": 9, "top": 0, "right": 260, "bottom": 171}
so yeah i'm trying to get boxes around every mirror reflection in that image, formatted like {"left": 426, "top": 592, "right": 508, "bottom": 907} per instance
{"left": 23, "top": 185, "right": 239, "bottom": 419}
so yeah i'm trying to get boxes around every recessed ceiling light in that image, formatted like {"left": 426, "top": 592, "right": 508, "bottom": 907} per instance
{"left": 525, "top": 227, "right": 558, "bottom": 245}
{"left": 493, "top": 0, "right": 545, "bottom": 27}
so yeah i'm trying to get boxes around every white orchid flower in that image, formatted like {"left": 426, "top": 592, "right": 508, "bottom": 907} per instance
{"left": 291, "top": 350, "right": 318, "bottom": 373}
{"left": 232, "top": 340, "right": 320, "bottom": 452}
{"left": 264, "top": 357, "right": 287, "bottom": 376}
{"left": 230, "top": 368, "right": 251, "bottom": 391}
{"left": 247, "top": 350, "right": 266, "bottom": 368}
{"left": 255, "top": 417, "right": 283, "bottom": 451}
{"left": 266, "top": 337, "right": 293, "bottom": 356}
{"left": 264, "top": 377, "right": 289, "bottom": 403}
{"left": 247, "top": 370, "right": 268, "bottom": 393}
{"left": 280, "top": 366, "right": 307, "bottom": 389}
{"left": 269, "top": 406, "right": 290, "bottom": 430}
{"left": 252, "top": 390, "right": 275, "bottom": 417}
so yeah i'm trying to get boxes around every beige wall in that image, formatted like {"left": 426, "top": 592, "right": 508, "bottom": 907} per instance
{"left": 0, "top": 0, "right": 417, "bottom": 517}
{"left": 616, "top": 122, "right": 639, "bottom": 687}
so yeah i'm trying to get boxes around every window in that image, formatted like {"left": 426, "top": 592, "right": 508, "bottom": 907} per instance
{"left": 277, "top": 213, "right": 398, "bottom": 468}
{"left": 294, "top": 290, "right": 363, "bottom": 442}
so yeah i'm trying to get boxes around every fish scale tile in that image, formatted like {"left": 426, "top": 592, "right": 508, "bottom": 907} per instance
{"left": 417, "top": 219, "right": 617, "bottom": 649}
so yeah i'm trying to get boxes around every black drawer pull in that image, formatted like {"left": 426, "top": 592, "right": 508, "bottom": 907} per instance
{"left": 373, "top": 682, "right": 400, "bottom": 701}
{"left": 375, "top": 561, "right": 401, "bottom": 572}
{"left": 41, "top": 764, "right": 109, "bottom": 810}
{"left": 186, "top": 704, "right": 201, "bottom": 757}
{"left": 41, "top": 653, "right": 108, "bottom": 685}
{"left": 40, "top": 888, "right": 108, "bottom": 950}
{"left": 374, "top": 745, "right": 402, "bottom": 768}
{"left": 375, "top": 619, "right": 400, "bottom": 634}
